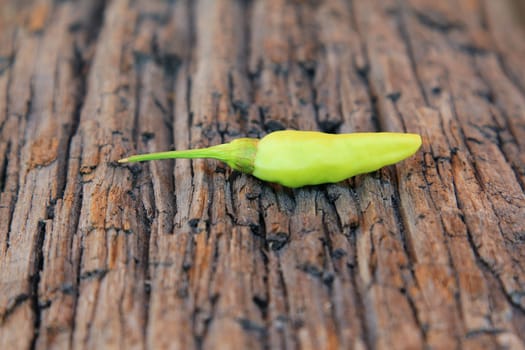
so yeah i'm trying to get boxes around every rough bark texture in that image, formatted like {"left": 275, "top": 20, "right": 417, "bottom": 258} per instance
{"left": 1, "top": 0, "right": 525, "bottom": 349}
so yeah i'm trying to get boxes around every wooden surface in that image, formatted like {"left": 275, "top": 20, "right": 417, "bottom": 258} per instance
{"left": 1, "top": 0, "right": 525, "bottom": 349}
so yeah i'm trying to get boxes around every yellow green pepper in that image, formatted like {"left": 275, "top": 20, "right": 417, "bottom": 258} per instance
{"left": 119, "top": 130, "right": 422, "bottom": 188}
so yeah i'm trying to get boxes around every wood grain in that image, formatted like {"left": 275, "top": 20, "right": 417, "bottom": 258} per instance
{"left": 0, "top": 0, "right": 524, "bottom": 349}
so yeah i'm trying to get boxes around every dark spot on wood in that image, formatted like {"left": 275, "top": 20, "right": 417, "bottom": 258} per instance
{"left": 297, "top": 263, "right": 322, "bottom": 278}
{"left": 357, "top": 63, "right": 369, "bottom": 81}
{"left": 0, "top": 142, "right": 9, "bottom": 192}
{"left": 475, "top": 89, "right": 495, "bottom": 104}
{"left": 271, "top": 63, "right": 289, "bottom": 76}
{"left": 433, "top": 156, "right": 451, "bottom": 163}
{"left": 46, "top": 200, "right": 56, "bottom": 220}
{"left": 318, "top": 120, "right": 341, "bottom": 134}
{"left": 59, "top": 283, "right": 76, "bottom": 295}
{"left": 431, "top": 86, "right": 442, "bottom": 95}
{"left": 188, "top": 218, "right": 201, "bottom": 233}
{"left": 249, "top": 223, "right": 262, "bottom": 237}
{"left": 161, "top": 54, "right": 181, "bottom": 75}
{"left": 134, "top": 51, "right": 151, "bottom": 68}
{"left": 322, "top": 271, "right": 335, "bottom": 286}
{"left": 252, "top": 295, "right": 268, "bottom": 313}
{"left": 264, "top": 119, "right": 286, "bottom": 132}
{"left": 465, "top": 328, "right": 505, "bottom": 338}
{"left": 126, "top": 189, "right": 138, "bottom": 201}
{"left": 214, "top": 165, "right": 226, "bottom": 174}
{"left": 459, "top": 44, "right": 489, "bottom": 56}
{"left": 237, "top": 318, "right": 267, "bottom": 335}
{"left": 413, "top": 10, "right": 463, "bottom": 32}
{"left": 299, "top": 60, "right": 316, "bottom": 78}
{"left": 233, "top": 100, "right": 249, "bottom": 115}
{"left": 510, "top": 291, "right": 525, "bottom": 306}
{"left": 144, "top": 281, "right": 151, "bottom": 294}
{"left": 245, "top": 191, "right": 260, "bottom": 200}
{"left": 127, "top": 163, "right": 142, "bottom": 176}
{"left": 38, "top": 300, "right": 52, "bottom": 310}
{"left": 80, "top": 165, "right": 96, "bottom": 175}
{"left": 385, "top": 6, "right": 400, "bottom": 16}
{"left": 182, "top": 260, "right": 192, "bottom": 271}
{"left": 466, "top": 137, "right": 483, "bottom": 145}
{"left": 80, "top": 269, "right": 109, "bottom": 281}
{"left": 514, "top": 231, "right": 525, "bottom": 243}
{"left": 267, "top": 232, "right": 289, "bottom": 251}
{"left": 141, "top": 132, "right": 155, "bottom": 142}
{"left": 68, "top": 21, "right": 83, "bottom": 33}
{"left": 331, "top": 248, "right": 347, "bottom": 259}
{"left": 386, "top": 91, "right": 401, "bottom": 102}
{"left": 298, "top": 97, "right": 308, "bottom": 105}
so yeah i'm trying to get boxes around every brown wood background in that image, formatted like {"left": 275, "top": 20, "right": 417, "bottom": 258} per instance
{"left": 1, "top": 0, "right": 525, "bottom": 349}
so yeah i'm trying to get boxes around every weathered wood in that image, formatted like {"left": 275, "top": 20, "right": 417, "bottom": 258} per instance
{"left": 1, "top": 0, "right": 524, "bottom": 349}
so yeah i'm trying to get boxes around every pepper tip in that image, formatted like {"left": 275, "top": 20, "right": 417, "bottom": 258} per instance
{"left": 118, "top": 157, "right": 129, "bottom": 164}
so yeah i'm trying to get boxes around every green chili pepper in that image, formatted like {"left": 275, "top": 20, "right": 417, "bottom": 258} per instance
{"left": 118, "top": 130, "right": 421, "bottom": 188}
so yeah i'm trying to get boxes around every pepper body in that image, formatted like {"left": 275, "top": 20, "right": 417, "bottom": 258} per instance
{"left": 253, "top": 131, "right": 421, "bottom": 187}
{"left": 119, "top": 130, "right": 422, "bottom": 188}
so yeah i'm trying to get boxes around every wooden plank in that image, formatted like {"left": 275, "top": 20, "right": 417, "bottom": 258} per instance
{"left": 0, "top": 0, "right": 524, "bottom": 349}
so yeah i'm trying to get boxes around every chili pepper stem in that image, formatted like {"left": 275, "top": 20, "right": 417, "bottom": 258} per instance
{"left": 118, "top": 148, "right": 224, "bottom": 163}
{"left": 118, "top": 138, "right": 259, "bottom": 174}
